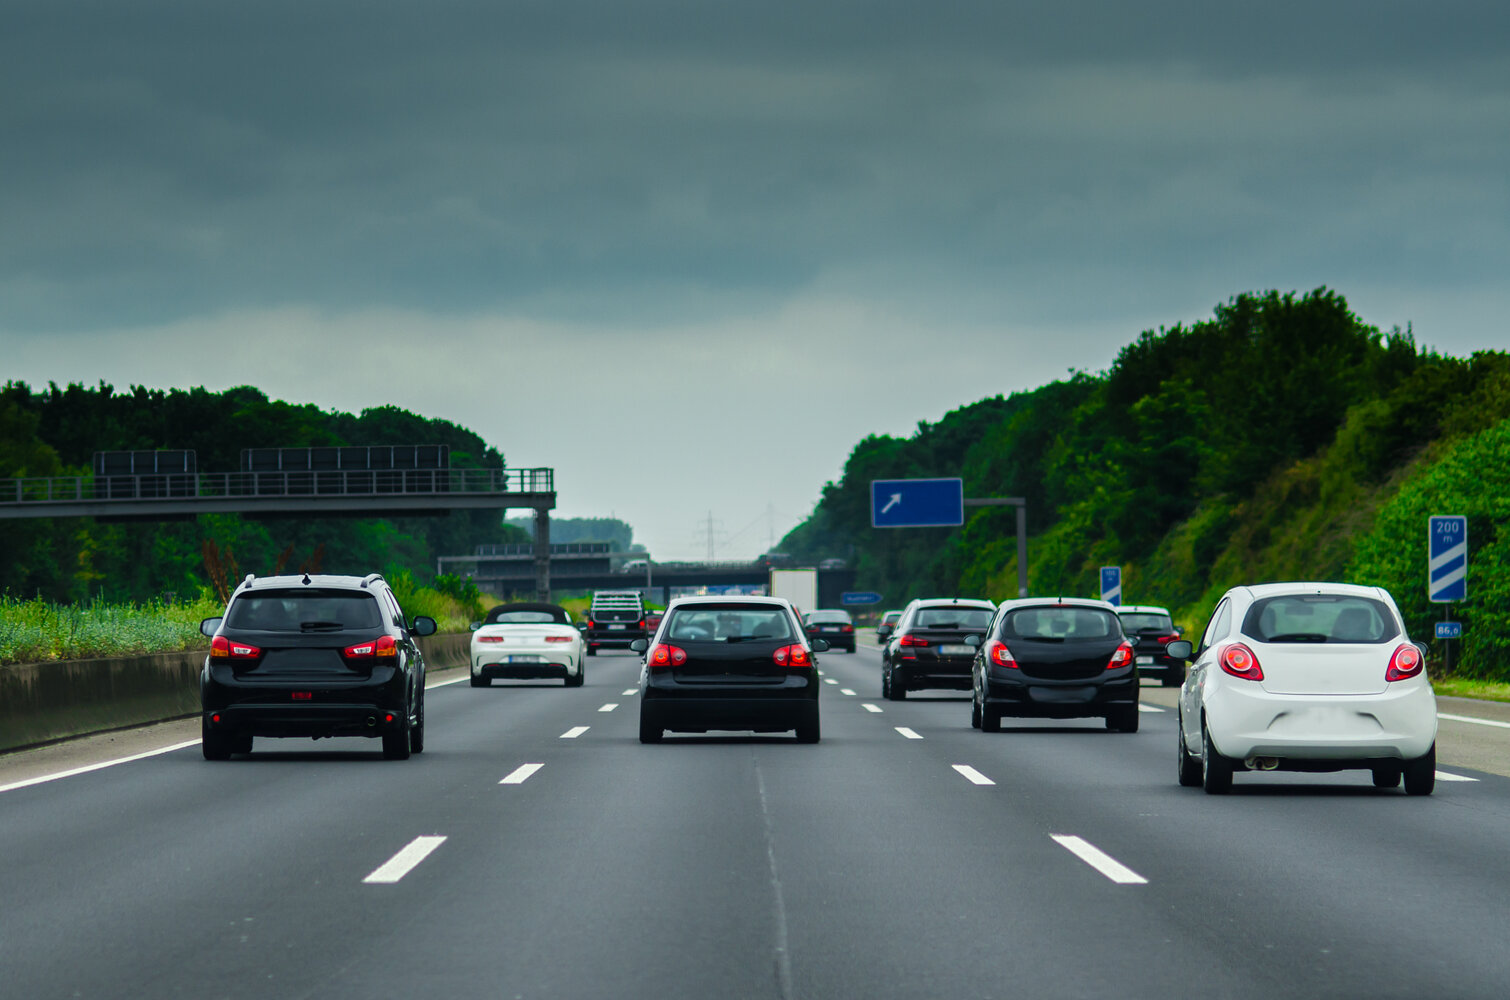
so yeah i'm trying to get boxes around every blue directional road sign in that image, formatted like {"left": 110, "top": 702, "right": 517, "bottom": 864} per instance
{"left": 1436, "top": 621, "right": 1463, "bottom": 640}
{"left": 1428, "top": 515, "right": 1468, "bottom": 603}
{"left": 842, "top": 591, "right": 883, "bottom": 606}
{"left": 871, "top": 478, "right": 964, "bottom": 528}
{"left": 1100, "top": 566, "right": 1122, "bottom": 606}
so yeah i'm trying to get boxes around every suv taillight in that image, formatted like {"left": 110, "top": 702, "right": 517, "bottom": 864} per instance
{"left": 647, "top": 644, "right": 688, "bottom": 669}
{"left": 898, "top": 633, "right": 928, "bottom": 647}
{"left": 773, "top": 644, "right": 812, "bottom": 668}
{"left": 1219, "top": 642, "right": 1263, "bottom": 681}
{"left": 985, "top": 639, "right": 1015, "bottom": 668}
{"left": 344, "top": 635, "right": 397, "bottom": 659}
{"left": 1106, "top": 642, "right": 1134, "bottom": 670}
{"left": 211, "top": 635, "right": 261, "bottom": 660}
{"left": 841, "top": 624, "right": 854, "bottom": 633}
{"left": 1386, "top": 643, "right": 1424, "bottom": 682}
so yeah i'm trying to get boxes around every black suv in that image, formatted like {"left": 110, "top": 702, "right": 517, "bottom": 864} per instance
{"left": 199, "top": 573, "right": 436, "bottom": 760}
{"left": 585, "top": 590, "right": 647, "bottom": 654}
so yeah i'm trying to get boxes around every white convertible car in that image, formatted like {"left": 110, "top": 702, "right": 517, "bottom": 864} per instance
{"left": 469, "top": 603, "right": 586, "bottom": 688}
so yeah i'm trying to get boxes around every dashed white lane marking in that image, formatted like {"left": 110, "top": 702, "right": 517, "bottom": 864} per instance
{"left": 560, "top": 727, "right": 590, "bottom": 739}
{"left": 500, "top": 763, "right": 544, "bottom": 785}
{"left": 1137, "top": 704, "right": 1165, "bottom": 713}
{"left": 841, "top": 688, "right": 857, "bottom": 696}
{"left": 363, "top": 836, "right": 447, "bottom": 884}
{"left": 0, "top": 739, "right": 201, "bottom": 795}
{"left": 621, "top": 689, "right": 638, "bottom": 696}
{"left": 1050, "top": 834, "right": 1148, "bottom": 885}
{"left": 824, "top": 678, "right": 838, "bottom": 685}
{"left": 1436, "top": 770, "right": 1479, "bottom": 782}
{"left": 598, "top": 703, "right": 618, "bottom": 712}
{"left": 895, "top": 727, "right": 923, "bottom": 740}
{"left": 1438, "top": 712, "right": 1510, "bottom": 730}
{"left": 952, "top": 764, "right": 994, "bottom": 785}
{"left": 428, "top": 675, "right": 468, "bottom": 689}
{"left": 862, "top": 703, "right": 883, "bottom": 713}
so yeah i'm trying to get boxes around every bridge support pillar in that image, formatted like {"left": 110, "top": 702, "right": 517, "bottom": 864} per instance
{"left": 533, "top": 506, "right": 551, "bottom": 601}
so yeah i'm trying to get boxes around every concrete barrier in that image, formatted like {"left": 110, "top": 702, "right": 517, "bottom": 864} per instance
{"left": 0, "top": 633, "right": 472, "bottom": 753}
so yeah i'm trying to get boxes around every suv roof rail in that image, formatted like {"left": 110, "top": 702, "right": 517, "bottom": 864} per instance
{"left": 361, "top": 572, "right": 385, "bottom": 588}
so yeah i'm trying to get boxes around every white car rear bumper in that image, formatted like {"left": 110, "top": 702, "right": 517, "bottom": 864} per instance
{"left": 1205, "top": 680, "right": 1436, "bottom": 762}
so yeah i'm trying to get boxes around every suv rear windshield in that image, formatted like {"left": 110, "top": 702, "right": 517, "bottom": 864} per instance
{"left": 665, "top": 604, "right": 795, "bottom": 642}
{"left": 1118, "top": 612, "right": 1174, "bottom": 633}
{"left": 1004, "top": 607, "right": 1119, "bottom": 640}
{"left": 1243, "top": 594, "right": 1399, "bottom": 644}
{"left": 226, "top": 590, "right": 383, "bottom": 632}
{"left": 915, "top": 607, "right": 993, "bottom": 629}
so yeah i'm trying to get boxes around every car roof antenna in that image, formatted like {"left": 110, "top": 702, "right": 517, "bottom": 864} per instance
{"left": 302, "top": 573, "right": 312, "bottom": 585}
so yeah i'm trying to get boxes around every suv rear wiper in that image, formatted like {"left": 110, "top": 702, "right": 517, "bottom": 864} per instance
{"left": 300, "top": 620, "right": 345, "bottom": 632}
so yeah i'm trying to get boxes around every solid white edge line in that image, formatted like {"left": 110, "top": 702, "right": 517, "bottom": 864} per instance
{"left": 1051, "top": 834, "right": 1147, "bottom": 885}
{"left": 0, "top": 738, "right": 203, "bottom": 794}
{"left": 952, "top": 764, "right": 994, "bottom": 785}
{"left": 427, "top": 675, "right": 467, "bottom": 689}
{"left": 1435, "top": 770, "right": 1479, "bottom": 782}
{"left": 1137, "top": 704, "right": 1165, "bottom": 713}
{"left": 1438, "top": 712, "right": 1510, "bottom": 730}
{"left": 560, "top": 727, "right": 590, "bottom": 739}
{"left": 840, "top": 688, "right": 857, "bottom": 696}
{"left": 500, "top": 763, "right": 544, "bottom": 784}
{"left": 895, "top": 727, "right": 923, "bottom": 740}
{"left": 362, "top": 835, "right": 447, "bottom": 884}
{"left": 598, "top": 703, "right": 618, "bottom": 712}
{"left": 862, "top": 703, "right": 883, "bottom": 713}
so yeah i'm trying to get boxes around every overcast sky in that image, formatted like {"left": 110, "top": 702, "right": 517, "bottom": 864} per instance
{"left": 5, "top": 1, "right": 1508, "bottom": 560}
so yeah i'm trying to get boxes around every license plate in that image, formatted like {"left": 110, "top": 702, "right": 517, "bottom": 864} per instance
{"left": 939, "top": 644, "right": 974, "bottom": 655}
{"left": 1136, "top": 655, "right": 1154, "bottom": 664}
{"left": 609, "top": 624, "right": 626, "bottom": 630}
{"left": 822, "top": 626, "right": 840, "bottom": 631}
{"left": 507, "top": 655, "right": 542, "bottom": 663}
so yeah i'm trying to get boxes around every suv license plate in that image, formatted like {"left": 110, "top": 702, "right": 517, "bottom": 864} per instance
{"left": 939, "top": 644, "right": 974, "bottom": 655}
{"left": 609, "top": 624, "right": 627, "bottom": 630}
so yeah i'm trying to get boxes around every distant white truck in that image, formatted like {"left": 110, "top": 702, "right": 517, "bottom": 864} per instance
{"left": 768, "top": 568, "right": 818, "bottom": 618}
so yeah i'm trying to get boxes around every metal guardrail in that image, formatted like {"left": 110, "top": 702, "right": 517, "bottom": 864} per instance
{"left": 0, "top": 467, "right": 553, "bottom": 506}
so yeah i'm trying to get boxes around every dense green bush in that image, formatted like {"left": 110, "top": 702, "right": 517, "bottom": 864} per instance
{"left": 0, "top": 592, "right": 222, "bottom": 664}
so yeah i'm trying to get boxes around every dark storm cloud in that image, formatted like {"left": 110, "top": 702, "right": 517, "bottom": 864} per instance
{"left": 3, "top": 0, "right": 1507, "bottom": 330}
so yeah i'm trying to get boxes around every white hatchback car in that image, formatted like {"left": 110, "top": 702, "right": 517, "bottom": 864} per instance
{"left": 469, "top": 602, "right": 586, "bottom": 688}
{"left": 1172, "top": 582, "right": 1436, "bottom": 795}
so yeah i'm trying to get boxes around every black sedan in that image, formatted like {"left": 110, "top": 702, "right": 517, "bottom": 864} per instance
{"left": 633, "top": 596, "right": 826, "bottom": 743}
{"left": 970, "top": 597, "right": 1139, "bottom": 732}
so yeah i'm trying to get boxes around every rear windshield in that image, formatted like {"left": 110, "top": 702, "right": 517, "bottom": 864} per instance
{"left": 1243, "top": 594, "right": 1399, "bottom": 644}
{"left": 805, "top": 610, "right": 852, "bottom": 624}
{"left": 226, "top": 590, "right": 383, "bottom": 632}
{"left": 915, "top": 607, "right": 993, "bottom": 629}
{"left": 1118, "top": 612, "right": 1174, "bottom": 633}
{"left": 1004, "top": 607, "right": 1119, "bottom": 640}
{"left": 489, "top": 611, "right": 567, "bottom": 624}
{"left": 665, "top": 604, "right": 795, "bottom": 642}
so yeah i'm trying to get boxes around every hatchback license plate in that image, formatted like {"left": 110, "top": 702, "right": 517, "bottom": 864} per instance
{"left": 609, "top": 624, "right": 626, "bottom": 630}
{"left": 939, "top": 644, "right": 974, "bottom": 655}
{"left": 1136, "top": 655, "right": 1154, "bottom": 665}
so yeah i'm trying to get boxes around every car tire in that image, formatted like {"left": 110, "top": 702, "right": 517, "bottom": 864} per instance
{"left": 982, "top": 705, "right": 1003, "bottom": 733}
{"left": 971, "top": 687, "right": 982, "bottom": 729}
{"left": 796, "top": 706, "right": 821, "bottom": 743}
{"left": 202, "top": 717, "right": 233, "bottom": 761}
{"left": 888, "top": 668, "right": 907, "bottom": 701}
{"left": 1372, "top": 766, "right": 1402, "bottom": 789}
{"left": 470, "top": 673, "right": 489, "bottom": 687}
{"left": 565, "top": 668, "right": 585, "bottom": 688}
{"left": 1162, "top": 668, "right": 1183, "bottom": 688}
{"left": 1403, "top": 744, "right": 1436, "bottom": 796}
{"left": 1106, "top": 705, "right": 1139, "bottom": 733}
{"left": 587, "top": 644, "right": 598, "bottom": 657}
{"left": 639, "top": 710, "right": 663, "bottom": 744}
{"left": 1176, "top": 711, "right": 1202, "bottom": 787}
{"left": 383, "top": 719, "right": 412, "bottom": 760}
{"left": 409, "top": 697, "right": 425, "bottom": 753}
{"left": 1201, "top": 720, "right": 1233, "bottom": 794}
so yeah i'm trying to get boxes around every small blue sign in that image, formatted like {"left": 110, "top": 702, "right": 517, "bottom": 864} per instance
{"left": 1100, "top": 566, "right": 1122, "bottom": 606}
{"left": 871, "top": 478, "right": 964, "bottom": 528}
{"left": 841, "top": 591, "right": 883, "bottom": 606}
{"left": 1428, "top": 515, "right": 1468, "bottom": 603}
{"left": 1436, "top": 621, "right": 1462, "bottom": 640}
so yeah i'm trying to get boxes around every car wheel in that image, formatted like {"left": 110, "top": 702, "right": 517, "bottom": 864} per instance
{"left": 202, "top": 717, "right": 233, "bottom": 761}
{"left": 470, "top": 673, "right": 489, "bottom": 687}
{"left": 880, "top": 665, "right": 891, "bottom": 699}
{"left": 1372, "top": 766, "right": 1402, "bottom": 789}
{"left": 587, "top": 644, "right": 598, "bottom": 657}
{"left": 383, "top": 719, "right": 412, "bottom": 760}
{"left": 565, "top": 667, "right": 585, "bottom": 687}
{"left": 409, "top": 697, "right": 425, "bottom": 754}
{"left": 795, "top": 706, "right": 821, "bottom": 743}
{"left": 1201, "top": 719, "right": 1233, "bottom": 794}
{"left": 1176, "top": 711, "right": 1202, "bottom": 787}
{"left": 638, "top": 709, "right": 663, "bottom": 744}
{"left": 888, "top": 669, "right": 907, "bottom": 701}
{"left": 971, "top": 687, "right": 982, "bottom": 729}
{"left": 1106, "top": 705, "right": 1139, "bottom": 733}
{"left": 1403, "top": 743, "right": 1436, "bottom": 796}
{"left": 981, "top": 705, "right": 1003, "bottom": 733}
{"left": 1162, "top": 667, "right": 1183, "bottom": 688}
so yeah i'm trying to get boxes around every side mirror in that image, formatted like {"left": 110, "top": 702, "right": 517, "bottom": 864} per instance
{"left": 411, "top": 616, "right": 438, "bottom": 637}
{"left": 1164, "top": 639, "right": 1193, "bottom": 660}
{"left": 963, "top": 634, "right": 982, "bottom": 647}
{"left": 810, "top": 638, "right": 830, "bottom": 652}
{"left": 200, "top": 616, "right": 223, "bottom": 637}
{"left": 469, "top": 621, "right": 481, "bottom": 632}
{"left": 1414, "top": 641, "right": 1430, "bottom": 660}
{"left": 629, "top": 638, "right": 648, "bottom": 653}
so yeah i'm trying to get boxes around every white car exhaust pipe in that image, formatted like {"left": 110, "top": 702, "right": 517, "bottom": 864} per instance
{"left": 1245, "top": 756, "right": 1280, "bottom": 771}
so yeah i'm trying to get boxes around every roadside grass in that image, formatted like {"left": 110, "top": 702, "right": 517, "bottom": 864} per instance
{"left": 1432, "top": 677, "right": 1510, "bottom": 703}
{"left": 0, "top": 593, "right": 224, "bottom": 665}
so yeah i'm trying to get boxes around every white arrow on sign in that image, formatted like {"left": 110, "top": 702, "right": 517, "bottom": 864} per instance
{"left": 881, "top": 493, "right": 902, "bottom": 514}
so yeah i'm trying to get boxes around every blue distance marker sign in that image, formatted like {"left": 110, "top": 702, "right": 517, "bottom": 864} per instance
{"left": 1100, "top": 566, "right": 1122, "bottom": 606}
{"left": 841, "top": 591, "right": 883, "bottom": 606}
{"left": 1436, "top": 622, "right": 1463, "bottom": 640}
{"left": 870, "top": 478, "right": 964, "bottom": 528}
{"left": 1428, "top": 515, "right": 1468, "bottom": 603}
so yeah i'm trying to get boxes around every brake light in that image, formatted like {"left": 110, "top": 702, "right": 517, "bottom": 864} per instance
{"left": 647, "top": 644, "right": 688, "bottom": 669}
{"left": 344, "top": 635, "right": 398, "bottom": 659}
{"left": 1386, "top": 644, "right": 1424, "bottom": 682}
{"left": 1219, "top": 642, "right": 1263, "bottom": 681}
{"left": 773, "top": 644, "right": 812, "bottom": 668}
{"left": 1106, "top": 642, "right": 1135, "bottom": 670}
{"left": 841, "top": 624, "right": 854, "bottom": 633}
{"left": 477, "top": 636, "right": 505, "bottom": 644}
{"left": 985, "top": 639, "right": 1016, "bottom": 668}
{"left": 210, "top": 635, "right": 261, "bottom": 659}
{"left": 638, "top": 619, "right": 645, "bottom": 629}
{"left": 544, "top": 635, "right": 573, "bottom": 643}
{"left": 291, "top": 692, "right": 312, "bottom": 700}
{"left": 1155, "top": 634, "right": 1178, "bottom": 645}
{"left": 898, "top": 633, "right": 928, "bottom": 647}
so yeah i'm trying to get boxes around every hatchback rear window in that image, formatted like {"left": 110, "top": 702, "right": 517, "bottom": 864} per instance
{"left": 1118, "top": 612, "right": 1174, "bottom": 633}
{"left": 1004, "top": 607, "right": 1118, "bottom": 640}
{"left": 665, "top": 604, "right": 795, "bottom": 642}
{"left": 915, "top": 607, "right": 993, "bottom": 629}
{"left": 1243, "top": 595, "right": 1398, "bottom": 644}
{"left": 226, "top": 590, "right": 383, "bottom": 632}
{"left": 805, "top": 611, "right": 852, "bottom": 624}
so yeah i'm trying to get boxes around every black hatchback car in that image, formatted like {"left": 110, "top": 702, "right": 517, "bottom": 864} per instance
{"left": 882, "top": 598, "right": 996, "bottom": 700}
{"left": 199, "top": 573, "right": 437, "bottom": 760}
{"left": 632, "top": 596, "right": 827, "bottom": 743}
{"left": 970, "top": 597, "right": 1139, "bottom": 732}
{"left": 803, "top": 609, "right": 856, "bottom": 652}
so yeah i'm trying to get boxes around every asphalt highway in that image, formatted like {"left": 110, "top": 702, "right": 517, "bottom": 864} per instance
{"left": 5, "top": 644, "right": 1510, "bottom": 999}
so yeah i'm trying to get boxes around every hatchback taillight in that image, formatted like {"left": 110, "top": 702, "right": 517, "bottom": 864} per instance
{"left": 647, "top": 644, "right": 688, "bottom": 669}
{"left": 1386, "top": 643, "right": 1424, "bottom": 682}
{"left": 1106, "top": 642, "right": 1135, "bottom": 670}
{"left": 898, "top": 633, "right": 928, "bottom": 647}
{"left": 210, "top": 635, "right": 261, "bottom": 660}
{"left": 1219, "top": 642, "right": 1263, "bottom": 681}
{"left": 344, "top": 635, "right": 397, "bottom": 659}
{"left": 841, "top": 624, "right": 854, "bottom": 633}
{"left": 773, "top": 644, "right": 812, "bottom": 668}
{"left": 985, "top": 639, "right": 1016, "bottom": 668}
